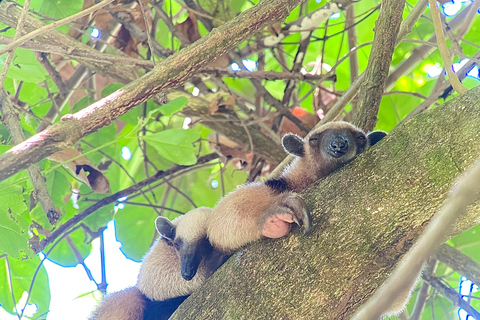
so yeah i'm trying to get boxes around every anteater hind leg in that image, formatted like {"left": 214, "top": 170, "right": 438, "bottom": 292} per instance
{"left": 258, "top": 192, "right": 312, "bottom": 239}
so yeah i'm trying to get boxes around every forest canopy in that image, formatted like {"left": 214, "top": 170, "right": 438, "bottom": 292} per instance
{"left": 0, "top": 0, "right": 480, "bottom": 319}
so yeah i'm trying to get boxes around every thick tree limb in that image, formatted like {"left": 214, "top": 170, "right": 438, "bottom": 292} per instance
{"left": 353, "top": 0, "right": 405, "bottom": 132}
{"left": 171, "top": 85, "right": 480, "bottom": 319}
{"left": 0, "top": 0, "right": 305, "bottom": 182}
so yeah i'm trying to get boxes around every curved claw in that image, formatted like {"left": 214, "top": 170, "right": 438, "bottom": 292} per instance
{"left": 299, "top": 205, "right": 312, "bottom": 235}
{"left": 290, "top": 195, "right": 312, "bottom": 235}
{"left": 259, "top": 192, "right": 312, "bottom": 239}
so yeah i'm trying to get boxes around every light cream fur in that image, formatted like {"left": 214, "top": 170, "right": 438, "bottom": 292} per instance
{"left": 89, "top": 287, "right": 144, "bottom": 320}
{"left": 137, "top": 207, "right": 212, "bottom": 301}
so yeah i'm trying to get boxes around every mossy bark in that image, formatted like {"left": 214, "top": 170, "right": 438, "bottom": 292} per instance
{"left": 171, "top": 85, "right": 480, "bottom": 320}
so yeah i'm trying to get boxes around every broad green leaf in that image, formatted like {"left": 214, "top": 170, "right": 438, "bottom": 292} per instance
{"left": 141, "top": 128, "right": 201, "bottom": 165}
{"left": 158, "top": 97, "right": 188, "bottom": 116}
{"left": 0, "top": 255, "right": 50, "bottom": 318}
{"left": 2, "top": 49, "right": 47, "bottom": 82}
{"left": 114, "top": 204, "right": 157, "bottom": 262}
{"left": 45, "top": 170, "right": 71, "bottom": 209}
{"left": 39, "top": 0, "right": 83, "bottom": 19}
{"left": 0, "top": 207, "right": 31, "bottom": 258}
{"left": 77, "top": 184, "right": 113, "bottom": 233}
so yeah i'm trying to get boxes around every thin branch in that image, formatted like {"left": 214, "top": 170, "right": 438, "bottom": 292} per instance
{"left": 137, "top": 0, "right": 156, "bottom": 65}
{"left": 434, "top": 243, "right": 480, "bottom": 286}
{"left": 428, "top": 0, "right": 467, "bottom": 95}
{"left": 385, "top": 0, "right": 473, "bottom": 90}
{"left": 38, "top": 153, "right": 219, "bottom": 252}
{"left": 0, "top": 0, "right": 304, "bottom": 182}
{"left": 0, "top": 89, "right": 61, "bottom": 225}
{"left": 409, "top": 259, "right": 437, "bottom": 320}
{"left": 99, "top": 233, "right": 107, "bottom": 294}
{"left": 352, "top": 0, "right": 405, "bottom": 132}
{"left": 422, "top": 274, "right": 480, "bottom": 319}
{"left": 201, "top": 68, "right": 333, "bottom": 82}
{"left": 122, "top": 201, "right": 186, "bottom": 215}
{"left": 0, "top": 0, "right": 30, "bottom": 85}
{"left": 0, "top": 0, "right": 116, "bottom": 56}
{"left": 4, "top": 257, "right": 20, "bottom": 319}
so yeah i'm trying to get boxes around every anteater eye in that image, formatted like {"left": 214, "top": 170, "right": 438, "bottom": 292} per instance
{"left": 309, "top": 138, "right": 318, "bottom": 141}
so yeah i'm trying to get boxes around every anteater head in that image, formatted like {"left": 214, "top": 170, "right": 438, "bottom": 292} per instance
{"left": 155, "top": 207, "right": 213, "bottom": 281}
{"left": 282, "top": 121, "right": 386, "bottom": 177}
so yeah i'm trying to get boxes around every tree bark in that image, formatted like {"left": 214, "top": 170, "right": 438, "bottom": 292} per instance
{"left": 171, "top": 85, "right": 480, "bottom": 319}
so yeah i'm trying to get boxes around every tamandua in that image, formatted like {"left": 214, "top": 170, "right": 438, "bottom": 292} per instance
{"left": 207, "top": 121, "right": 386, "bottom": 253}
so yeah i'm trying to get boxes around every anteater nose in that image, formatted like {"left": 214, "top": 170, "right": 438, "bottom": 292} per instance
{"left": 330, "top": 137, "right": 348, "bottom": 152}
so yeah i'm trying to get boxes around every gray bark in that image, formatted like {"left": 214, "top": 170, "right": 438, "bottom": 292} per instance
{"left": 171, "top": 85, "right": 480, "bottom": 319}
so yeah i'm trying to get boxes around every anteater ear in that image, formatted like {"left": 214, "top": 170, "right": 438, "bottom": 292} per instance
{"left": 155, "top": 216, "right": 176, "bottom": 241}
{"left": 367, "top": 131, "right": 387, "bottom": 147}
{"left": 282, "top": 133, "right": 305, "bottom": 157}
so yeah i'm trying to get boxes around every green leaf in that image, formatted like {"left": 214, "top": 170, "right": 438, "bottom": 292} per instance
{"left": 114, "top": 204, "right": 157, "bottom": 262}
{"left": 45, "top": 228, "right": 92, "bottom": 267}
{"left": 1, "top": 49, "right": 48, "bottom": 82}
{"left": 141, "top": 128, "right": 201, "bottom": 165}
{"left": 39, "top": 0, "right": 83, "bottom": 18}
{"left": 158, "top": 97, "right": 188, "bottom": 116}
{"left": 0, "top": 256, "right": 50, "bottom": 318}
{"left": 0, "top": 209, "right": 32, "bottom": 259}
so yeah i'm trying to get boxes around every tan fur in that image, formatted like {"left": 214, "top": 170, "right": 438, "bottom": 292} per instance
{"left": 89, "top": 287, "right": 144, "bottom": 320}
{"left": 137, "top": 207, "right": 212, "bottom": 301}
{"left": 208, "top": 182, "right": 284, "bottom": 253}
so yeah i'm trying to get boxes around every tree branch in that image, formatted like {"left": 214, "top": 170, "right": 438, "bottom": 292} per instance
{"left": 0, "top": 0, "right": 306, "bottom": 182}
{"left": 36, "top": 153, "right": 219, "bottom": 253}
{"left": 353, "top": 0, "right": 405, "bottom": 132}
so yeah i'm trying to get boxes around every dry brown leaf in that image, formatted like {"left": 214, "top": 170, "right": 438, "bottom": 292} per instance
{"left": 49, "top": 149, "right": 110, "bottom": 194}
{"left": 176, "top": 12, "right": 201, "bottom": 43}
{"left": 223, "top": 96, "right": 236, "bottom": 108}
{"left": 209, "top": 99, "right": 219, "bottom": 115}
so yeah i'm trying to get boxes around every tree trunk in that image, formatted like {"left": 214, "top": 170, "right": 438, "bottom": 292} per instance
{"left": 171, "top": 85, "right": 480, "bottom": 319}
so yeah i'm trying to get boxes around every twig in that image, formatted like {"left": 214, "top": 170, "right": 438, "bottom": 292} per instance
{"left": 0, "top": 0, "right": 116, "bottom": 56}
{"left": 4, "top": 257, "right": 20, "bottom": 318}
{"left": 137, "top": 0, "right": 156, "bottom": 65}
{"left": 122, "top": 201, "right": 186, "bottom": 215}
{"left": 0, "top": 88, "right": 61, "bottom": 225}
{"left": 268, "top": 0, "right": 430, "bottom": 179}
{"left": 38, "top": 153, "right": 219, "bottom": 252}
{"left": 386, "top": 0, "right": 473, "bottom": 90}
{"left": 352, "top": 154, "right": 480, "bottom": 320}
{"left": 0, "top": 0, "right": 31, "bottom": 86}
{"left": 201, "top": 68, "right": 333, "bottom": 82}
{"left": 428, "top": 0, "right": 467, "bottom": 95}
{"left": 352, "top": 0, "right": 405, "bottom": 132}
{"left": 434, "top": 243, "right": 480, "bottom": 286}
{"left": 409, "top": 259, "right": 437, "bottom": 320}
{"left": 422, "top": 274, "right": 480, "bottom": 319}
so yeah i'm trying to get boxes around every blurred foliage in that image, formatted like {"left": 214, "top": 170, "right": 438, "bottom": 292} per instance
{"left": 0, "top": 0, "right": 479, "bottom": 319}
